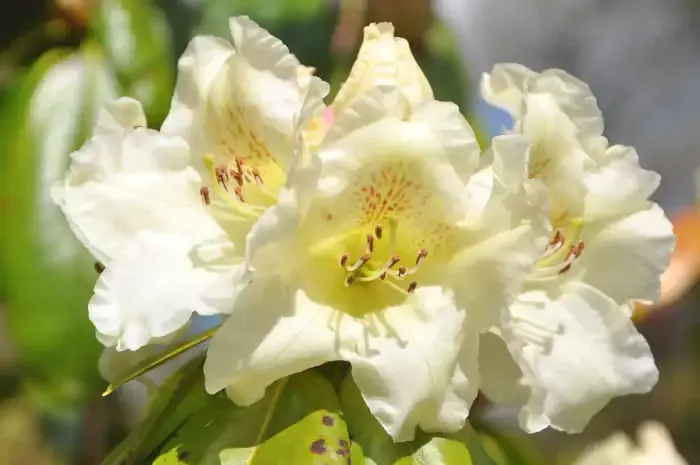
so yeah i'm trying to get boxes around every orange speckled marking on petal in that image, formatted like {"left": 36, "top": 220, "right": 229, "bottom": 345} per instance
{"left": 353, "top": 161, "right": 431, "bottom": 225}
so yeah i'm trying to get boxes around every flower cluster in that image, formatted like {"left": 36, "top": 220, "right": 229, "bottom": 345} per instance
{"left": 54, "top": 17, "right": 675, "bottom": 441}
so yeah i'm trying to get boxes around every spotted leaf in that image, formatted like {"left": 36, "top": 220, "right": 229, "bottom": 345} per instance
{"left": 102, "top": 355, "right": 350, "bottom": 465}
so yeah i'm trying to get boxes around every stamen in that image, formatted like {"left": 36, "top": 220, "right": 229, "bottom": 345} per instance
{"left": 415, "top": 248, "right": 428, "bottom": 266}
{"left": 374, "top": 224, "right": 383, "bottom": 240}
{"left": 234, "top": 186, "right": 245, "bottom": 203}
{"left": 231, "top": 171, "right": 244, "bottom": 187}
{"left": 548, "top": 230, "right": 562, "bottom": 247}
{"left": 366, "top": 234, "right": 375, "bottom": 253}
{"left": 202, "top": 155, "right": 261, "bottom": 219}
{"left": 200, "top": 186, "right": 211, "bottom": 205}
{"left": 386, "top": 255, "right": 400, "bottom": 269}
{"left": 94, "top": 262, "right": 105, "bottom": 274}
{"left": 219, "top": 163, "right": 229, "bottom": 182}
{"left": 558, "top": 241, "right": 585, "bottom": 274}
{"left": 347, "top": 254, "right": 371, "bottom": 272}
{"left": 252, "top": 168, "right": 263, "bottom": 186}
{"left": 337, "top": 220, "right": 428, "bottom": 297}
{"left": 532, "top": 219, "right": 585, "bottom": 280}
{"left": 216, "top": 168, "right": 228, "bottom": 191}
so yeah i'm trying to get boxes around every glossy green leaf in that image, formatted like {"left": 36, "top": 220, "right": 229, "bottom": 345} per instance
{"left": 0, "top": 43, "right": 119, "bottom": 410}
{"left": 103, "top": 357, "right": 352, "bottom": 465}
{"left": 339, "top": 375, "right": 501, "bottom": 465}
{"left": 93, "top": 0, "right": 174, "bottom": 126}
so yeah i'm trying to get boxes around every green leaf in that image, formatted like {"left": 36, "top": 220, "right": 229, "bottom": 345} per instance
{"left": 93, "top": 0, "right": 174, "bottom": 126}
{"left": 0, "top": 43, "right": 119, "bottom": 410}
{"left": 104, "top": 357, "right": 352, "bottom": 465}
{"left": 102, "top": 325, "right": 219, "bottom": 397}
{"left": 339, "top": 375, "right": 501, "bottom": 465}
{"left": 470, "top": 421, "right": 547, "bottom": 465}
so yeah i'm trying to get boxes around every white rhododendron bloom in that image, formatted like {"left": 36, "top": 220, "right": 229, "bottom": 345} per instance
{"left": 479, "top": 64, "right": 676, "bottom": 433}
{"left": 574, "top": 422, "right": 687, "bottom": 465}
{"left": 204, "top": 84, "right": 548, "bottom": 442}
{"left": 53, "top": 17, "right": 327, "bottom": 351}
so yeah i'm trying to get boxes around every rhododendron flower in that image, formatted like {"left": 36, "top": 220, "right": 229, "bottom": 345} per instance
{"left": 479, "top": 64, "right": 676, "bottom": 433}
{"left": 204, "top": 85, "right": 547, "bottom": 441}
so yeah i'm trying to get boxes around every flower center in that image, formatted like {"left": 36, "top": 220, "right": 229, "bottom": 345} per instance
{"left": 530, "top": 218, "right": 585, "bottom": 280}
{"left": 199, "top": 154, "right": 283, "bottom": 222}
{"left": 338, "top": 218, "right": 429, "bottom": 295}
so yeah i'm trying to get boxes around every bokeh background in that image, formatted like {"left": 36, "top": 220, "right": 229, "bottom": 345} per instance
{"left": 0, "top": 0, "right": 698, "bottom": 463}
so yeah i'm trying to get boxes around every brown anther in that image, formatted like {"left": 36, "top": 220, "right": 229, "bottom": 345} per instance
{"left": 219, "top": 163, "right": 229, "bottom": 181}
{"left": 407, "top": 281, "right": 418, "bottom": 294}
{"left": 231, "top": 171, "right": 244, "bottom": 187}
{"left": 215, "top": 168, "right": 228, "bottom": 191}
{"left": 366, "top": 234, "right": 374, "bottom": 253}
{"left": 252, "top": 168, "right": 263, "bottom": 185}
{"left": 94, "top": 262, "right": 105, "bottom": 274}
{"left": 360, "top": 253, "right": 371, "bottom": 264}
{"left": 416, "top": 248, "right": 428, "bottom": 265}
{"left": 374, "top": 224, "right": 383, "bottom": 240}
{"left": 345, "top": 275, "right": 355, "bottom": 287}
{"left": 574, "top": 240, "right": 585, "bottom": 257}
{"left": 548, "top": 230, "right": 563, "bottom": 247}
{"left": 398, "top": 266, "right": 407, "bottom": 278}
{"left": 380, "top": 272, "right": 387, "bottom": 280}
{"left": 387, "top": 255, "right": 400, "bottom": 269}
{"left": 234, "top": 186, "right": 245, "bottom": 203}
{"left": 235, "top": 158, "right": 244, "bottom": 175}
{"left": 200, "top": 186, "right": 211, "bottom": 205}
{"left": 339, "top": 253, "right": 349, "bottom": 268}
{"left": 558, "top": 264, "right": 572, "bottom": 274}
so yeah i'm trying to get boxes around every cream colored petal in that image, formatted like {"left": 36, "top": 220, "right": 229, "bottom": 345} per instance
{"left": 575, "top": 203, "right": 675, "bottom": 306}
{"left": 332, "top": 22, "right": 433, "bottom": 117}
{"left": 411, "top": 101, "right": 480, "bottom": 183}
{"left": 503, "top": 281, "right": 658, "bottom": 433}
{"left": 478, "top": 331, "right": 528, "bottom": 406}
{"left": 530, "top": 68, "right": 604, "bottom": 140}
{"left": 90, "top": 231, "right": 239, "bottom": 351}
{"left": 204, "top": 280, "right": 477, "bottom": 443}
{"left": 582, "top": 145, "right": 661, "bottom": 220}
{"left": 161, "top": 35, "right": 234, "bottom": 168}
{"left": 480, "top": 63, "right": 536, "bottom": 118}
{"left": 54, "top": 126, "right": 222, "bottom": 263}
{"left": 94, "top": 97, "right": 147, "bottom": 134}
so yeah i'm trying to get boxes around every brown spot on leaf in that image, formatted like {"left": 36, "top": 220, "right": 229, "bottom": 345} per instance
{"left": 310, "top": 438, "right": 327, "bottom": 455}
{"left": 322, "top": 415, "right": 334, "bottom": 426}
{"left": 337, "top": 449, "right": 348, "bottom": 457}
{"left": 339, "top": 439, "right": 349, "bottom": 448}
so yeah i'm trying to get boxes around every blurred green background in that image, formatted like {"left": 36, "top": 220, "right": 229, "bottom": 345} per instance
{"left": 0, "top": 1, "right": 698, "bottom": 464}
